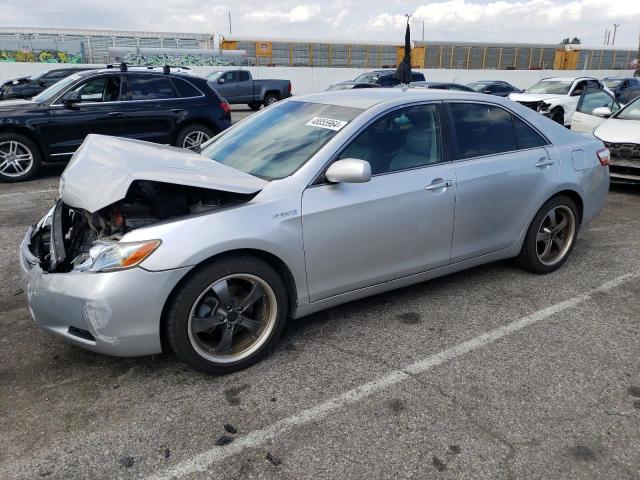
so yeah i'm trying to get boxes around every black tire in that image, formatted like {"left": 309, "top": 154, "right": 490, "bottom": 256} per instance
{"left": 0, "top": 132, "right": 42, "bottom": 182}
{"left": 166, "top": 255, "right": 289, "bottom": 375}
{"left": 248, "top": 102, "right": 261, "bottom": 111}
{"left": 517, "top": 195, "right": 580, "bottom": 274}
{"left": 175, "top": 124, "right": 215, "bottom": 151}
{"left": 550, "top": 108, "right": 564, "bottom": 125}
{"left": 263, "top": 93, "right": 279, "bottom": 107}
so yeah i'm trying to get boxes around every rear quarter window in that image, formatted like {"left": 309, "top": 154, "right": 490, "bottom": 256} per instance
{"left": 513, "top": 116, "right": 547, "bottom": 149}
{"left": 173, "top": 78, "right": 202, "bottom": 97}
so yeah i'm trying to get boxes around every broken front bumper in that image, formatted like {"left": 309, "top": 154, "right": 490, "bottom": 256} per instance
{"left": 20, "top": 226, "right": 191, "bottom": 357}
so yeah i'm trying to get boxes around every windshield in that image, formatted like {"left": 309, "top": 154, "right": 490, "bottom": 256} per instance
{"left": 353, "top": 73, "right": 380, "bottom": 84}
{"left": 207, "top": 71, "right": 224, "bottom": 81}
{"left": 28, "top": 71, "right": 48, "bottom": 81}
{"left": 32, "top": 74, "right": 81, "bottom": 103}
{"left": 603, "top": 79, "right": 623, "bottom": 88}
{"left": 525, "top": 80, "right": 572, "bottom": 95}
{"left": 615, "top": 97, "right": 640, "bottom": 120}
{"left": 200, "top": 101, "right": 363, "bottom": 180}
{"left": 467, "top": 82, "right": 489, "bottom": 92}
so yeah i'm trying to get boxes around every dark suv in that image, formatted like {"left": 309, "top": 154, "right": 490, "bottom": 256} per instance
{"left": 0, "top": 68, "right": 93, "bottom": 100}
{"left": 0, "top": 66, "right": 232, "bottom": 182}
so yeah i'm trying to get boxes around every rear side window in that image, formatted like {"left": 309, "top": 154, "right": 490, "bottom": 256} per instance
{"left": 238, "top": 71, "right": 251, "bottom": 82}
{"left": 127, "top": 74, "right": 177, "bottom": 100}
{"left": 173, "top": 78, "right": 202, "bottom": 97}
{"left": 449, "top": 103, "right": 517, "bottom": 159}
{"left": 411, "top": 73, "right": 425, "bottom": 81}
{"left": 513, "top": 117, "right": 547, "bottom": 149}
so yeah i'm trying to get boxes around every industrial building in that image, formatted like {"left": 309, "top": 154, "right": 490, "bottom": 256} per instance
{"left": 0, "top": 27, "right": 214, "bottom": 63}
{"left": 220, "top": 36, "right": 637, "bottom": 70}
{"left": 0, "top": 27, "right": 636, "bottom": 70}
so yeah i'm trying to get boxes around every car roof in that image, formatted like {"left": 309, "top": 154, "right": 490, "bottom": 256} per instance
{"left": 294, "top": 87, "right": 489, "bottom": 109}
{"left": 541, "top": 76, "right": 596, "bottom": 82}
{"left": 73, "top": 66, "right": 196, "bottom": 78}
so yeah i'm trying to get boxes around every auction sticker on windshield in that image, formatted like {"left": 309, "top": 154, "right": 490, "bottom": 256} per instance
{"left": 305, "top": 117, "right": 349, "bottom": 131}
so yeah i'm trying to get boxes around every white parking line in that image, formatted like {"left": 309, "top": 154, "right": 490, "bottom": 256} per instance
{"left": 145, "top": 272, "right": 638, "bottom": 480}
{"left": 0, "top": 188, "right": 57, "bottom": 198}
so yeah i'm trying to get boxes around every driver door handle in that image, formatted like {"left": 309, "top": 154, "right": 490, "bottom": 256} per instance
{"left": 106, "top": 111, "right": 123, "bottom": 117}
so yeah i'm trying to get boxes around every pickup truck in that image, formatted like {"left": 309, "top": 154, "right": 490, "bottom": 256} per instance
{"left": 207, "top": 70, "right": 291, "bottom": 110}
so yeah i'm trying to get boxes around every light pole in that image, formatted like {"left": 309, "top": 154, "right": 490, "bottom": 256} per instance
{"left": 612, "top": 23, "right": 619, "bottom": 46}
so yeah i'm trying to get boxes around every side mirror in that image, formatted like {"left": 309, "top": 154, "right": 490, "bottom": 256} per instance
{"left": 61, "top": 90, "right": 82, "bottom": 106}
{"left": 38, "top": 80, "right": 46, "bottom": 87}
{"left": 482, "top": 89, "right": 492, "bottom": 94}
{"left": 592, "top": 106, "right": 612, "bottom": 118}
{"left": 325, "top": 159, "right": 371, "bottom": 184}
{"left": 218, "top": 78, "right": 226, "bottom": 84}
{"left": 570, "top": 89, "right": 583, "bottom": 97}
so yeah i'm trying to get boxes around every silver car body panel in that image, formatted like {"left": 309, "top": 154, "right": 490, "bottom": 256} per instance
{"left": 21, "top": 89, "right": 610, "bottom": 356}
{"left": 60, "top": 134, "right": 267, "bottom": 213}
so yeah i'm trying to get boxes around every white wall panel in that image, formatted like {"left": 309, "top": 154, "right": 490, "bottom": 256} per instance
{"left": 0, "top": 63, "right": 634, "bottom": 96}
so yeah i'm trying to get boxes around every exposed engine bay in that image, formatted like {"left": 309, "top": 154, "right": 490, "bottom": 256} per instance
{"left": 29, "top": 180, "right": 256, "bottom": 273}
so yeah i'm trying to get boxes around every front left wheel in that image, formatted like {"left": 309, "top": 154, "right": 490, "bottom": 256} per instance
{"left": 166, "top": 256, "right": 289, "bottom": 374}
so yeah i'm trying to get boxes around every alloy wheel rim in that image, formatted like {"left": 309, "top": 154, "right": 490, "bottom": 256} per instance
{"left": 266, "top": 96, "right": 277, "bottom": 105}
{"left": 187, "top": 274, "right": 278, "bottom": 364}
{"left": 0, "top": 140, "right": 33, "bottom": 177}
{"left": 183, "top": 131, "right": 210, "bottom": 150}
{"left": 536, "top": 205, "right": 576, "bottom": 266}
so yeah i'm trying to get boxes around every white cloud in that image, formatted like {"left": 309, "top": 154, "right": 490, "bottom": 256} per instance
{"left": 245, "top": 5, "right": 321, "bottom": 23}
{"left": 1, "top": 0, "right": 638, "bottom": 47}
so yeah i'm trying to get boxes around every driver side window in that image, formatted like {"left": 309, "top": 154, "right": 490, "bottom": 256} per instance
{"left": 338, "top": 104, "right": 442, "bottom": 175}
{"left": 577, "top": 87, "right": 619, "bottom": 115}
{"left": 72, "top": 75, "right": 121, "bottom": 102}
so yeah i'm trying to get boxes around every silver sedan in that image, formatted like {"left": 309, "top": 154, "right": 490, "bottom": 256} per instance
{"left": 20, "top": 89, "right": 610, "bottom": 374}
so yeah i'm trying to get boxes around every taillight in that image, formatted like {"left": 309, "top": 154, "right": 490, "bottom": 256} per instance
{"left": 596, "top": 148, "right": 610, "bottom": 166}
{"left": 288, "top": 82, "right": 292, "bottom": 94}
{"left": 220, "top": 101, "right": 230, "bottom": 114}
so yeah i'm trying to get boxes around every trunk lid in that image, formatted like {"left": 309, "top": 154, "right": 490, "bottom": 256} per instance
{"left": 60, "top": 134, "right": 267, "bottom": 213}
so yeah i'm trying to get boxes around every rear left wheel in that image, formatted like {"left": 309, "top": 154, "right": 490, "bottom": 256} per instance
{"left": 166, "top": 256, "right": 289, "bottom": 374}
{"left": 263, "top": 93, "right": 279, "bottom": 107}
{"left": 518, "top": 195, "right": 579, "bottom": 274}
{"left": 176, "top": 124, "right": 214, "bottom": 151}
{"left": 0, "top": 133, "right": 42, "bottom": 183}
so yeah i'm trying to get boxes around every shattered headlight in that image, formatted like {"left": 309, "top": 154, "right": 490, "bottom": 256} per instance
{"left": 538, "top": 101, "right": 551, "bottom": 113}
{"left": 73, "top": 240, "right": 161, "bottom": 272}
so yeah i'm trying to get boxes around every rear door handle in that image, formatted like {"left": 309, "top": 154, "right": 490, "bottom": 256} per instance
{"left": 425, "top": 179, "right": 454, "bottom": 191}
{"left": 535, "top": 158, "right": 554, "bottom": 168}
{"left": 106, "top": 111, "right": 123, "bottom": 117}
{"left": 170, "top": 108, "right": 185, "bottom": 113}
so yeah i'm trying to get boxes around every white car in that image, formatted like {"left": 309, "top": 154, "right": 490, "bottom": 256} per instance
{"left": 570, "top": 88, "right": 640, "bottom": 183}
{"left": 509, "top": 77, "right": 612, "bottom": 127}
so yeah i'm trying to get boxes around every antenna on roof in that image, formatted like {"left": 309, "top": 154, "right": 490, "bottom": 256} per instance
{"left": 119, "top": 62, "right": 128, "bottom": 72}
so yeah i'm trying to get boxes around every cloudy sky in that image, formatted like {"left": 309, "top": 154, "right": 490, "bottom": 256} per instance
{"left": 4, "top": 0, "right": 640, "bottom": 48}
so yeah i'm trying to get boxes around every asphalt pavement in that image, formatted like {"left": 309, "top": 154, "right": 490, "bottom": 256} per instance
{"left": 0, "top": 113, "right": 638, "bottom": 479}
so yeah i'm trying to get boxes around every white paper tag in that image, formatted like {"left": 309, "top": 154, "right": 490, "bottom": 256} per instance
{"left": 305, "top": 117, "right": 349, "bottom": 131}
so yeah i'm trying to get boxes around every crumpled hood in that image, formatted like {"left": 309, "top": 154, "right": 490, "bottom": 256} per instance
{"left": 508, "top": 93, "right": 562, "bottom": 103}
{"left": 60, "top": 134, "right": 268, "bottom": 213}
{"left": 594, "top": 118, "right": 640, "bottom": 144}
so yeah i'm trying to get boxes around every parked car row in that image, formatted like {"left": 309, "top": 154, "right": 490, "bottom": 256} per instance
{"left": 0, "top": 65, "right": 233, "bottom": 182}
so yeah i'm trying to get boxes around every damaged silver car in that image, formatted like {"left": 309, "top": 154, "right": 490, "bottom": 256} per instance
{"left": 21, "top": 89, "right": 610, "bottom": 374}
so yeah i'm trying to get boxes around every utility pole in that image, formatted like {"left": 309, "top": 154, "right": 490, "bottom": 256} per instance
{"left": 604, "top": 28, "right": 608, "bottom": 45}
{"left": 228, "top": 11, "right": 232, "bottom": 35}
{"left": 612, "top": 23, "right": 619, "bottom": 46}
{"left": 422, "top": 21, "right": 424, "bottom": 41}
